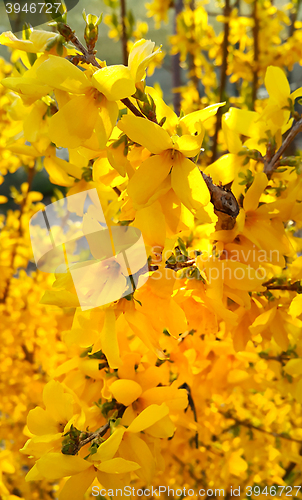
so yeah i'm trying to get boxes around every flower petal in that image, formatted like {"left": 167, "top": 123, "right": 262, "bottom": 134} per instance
{"left": 110, "top": 379, "right": 142, "bottom": 406}
{"left": 92, "top": 65, "right": 136, "bottom": 101}
{"left": 243, "top": 172, "right": 268, "bottom": 212}
{"left": 171, "top": 156, "right": 210, "bottom": 213}
{"left": 118, "top": 115, "right": 172, "bottom": 154}
{"left": 36, "top": 453, "right": 91, "bottom": 480}
{"left": 95, "top": 457, "right": 140, "bottom": 474}
{"left": 175, "top": 132, "right": 204, "bottom": 157}
{"left": 100, "top": 310, "right": 122, "bottom": 368}
{"left": 128, "top": 152, "right": 172, "bottom": 208}
{"left": 27, "top": 407, "right": 58, "bottom": 436}
{"left": 127, "top": 403, "right": 169, "bottom": 432}
{"left": 59, "top": 468, "right": 96, "bottom": 500}
{"left": 36, "top": 56, "right": 90, "bottom": 93}
{"left": 49, "top": 95, "right": 98, "bottom": 149}
{"left": 265, "top": 66, "right": 290, "bottom": 103}
{"left": 92, "top": 427, "right": 126, "bottom": 462}
{"left": 179, "top": 102, "right": 225, "bottom": 134}
{"left": 128, "top": 39, "right": 161, "bottom": 82}
{"left": 42, "top": 380, "right": 74, "bottom": 423}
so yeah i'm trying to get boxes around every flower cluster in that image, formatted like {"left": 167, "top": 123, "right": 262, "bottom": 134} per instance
{"left": 0, "top": 7, "right": 302, "bottom": 500}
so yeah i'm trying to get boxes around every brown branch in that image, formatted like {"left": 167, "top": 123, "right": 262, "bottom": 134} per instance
{"left": 187, "top": 0, "right": 200, "bottom": 99}
{"left": 201, "top": 171, "right": 239, "bottom": 217}
{"left": 251, "top": 0, "right": 259, "bottom": 109}
{"left": 289, "top": 0, "right": 301, "bottom": 38}
{"left": 120, "top": 0, "right": 128, "bottom": 65}
{"left": 265, "top": 282, "right": 302, "bottom": 291}
{"left": 120, "top": 98, "right": 145, "bottom": 118}
{"left": 258, "top": 353, "right": 291, "bottom": 363}
{"left": 264, "top": 117, "right": 302, "bottom": 176}
{"left": 57, "top": 23, "right": 101, "bottom": 68}
{"left": 283, "top": 444, "right": 302, "bottom": 481}
{"left": 282, "top": 442, "right": 302, "bottom": 481}
{"left": 211, "top": 0, "right": 230, "bottom": 161}
{"left": 220, "top": 410, "right": 302, "bottom": 444}
{"left": 57, "top": 23, "right": 145, "bottom": 119}
{"left": 73, "top": 404, "right": 125, "bottom": 454}
{"left": 172, "top": 0, "right": 184, "bottom": 115}
{"left": 75, "top": 423, "right": 109, "bottom": 452}
{"left": 113, "top": 186, "right": 121, "bottom": 196}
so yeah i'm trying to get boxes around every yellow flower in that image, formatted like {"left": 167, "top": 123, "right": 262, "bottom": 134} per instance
{"left": 34, "top": 55, "right": 133, "bottom": 149}
{"left": 0, "top": 30, "right": 58, "bottom": 53}
{"left": 128, "top": 39, "right": 162, "bottom": 83}
{"left": 259, "top": 66, "right": 302, "bottom": 127}
{"left": 1, "top": 55, "right": 53, "bottom": 106}
{"left": 118, "top": 100, "right": 224, "bottom": 221}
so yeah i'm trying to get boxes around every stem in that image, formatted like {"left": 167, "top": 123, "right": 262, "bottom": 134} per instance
{"left": 187, "top": 0, "right": 200, "bottom": 100}
{"left": 220, "top": 411, "right": 302, "bottom": 444}
{"left": 283, "top": 445, "right": 302, "bottom": 481}
{"left": 265, "top": 281, "right": 302, "bottom": 291}
{"left": 211, "top": 0, "right": 230, "bottom": 161}
{"left": 120, "top": 0, "right": 128, "bottom": 65}
{"left": 289, "top": 0, "right": 301, "bottom": 38}
{"left": 74, "top": 405, "right": 125, "bottom": 454}
{"left": 172, "top": 0, "right": 184, "bottom": 115}
{"left": 120, "top": 98, "right": 145, "bottom": 118}
{"left": 264, "top": 117, "right": 302, "bottom": 176}
{"left": 251, "top": 0, "right": 259, "bottom": 109}
{"left": 288, "top": 0, "right": 301, "bottom": 84}
{"left": 57, "top": 23, "right": 145, "bottom": 119}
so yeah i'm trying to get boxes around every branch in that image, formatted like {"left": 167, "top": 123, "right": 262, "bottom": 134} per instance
{"left": 120, "top": 0, "right": 128, "bottom": 66}
{"left": 266, "top": 282, "right": 302, "bottom": 291}
{"left": 263, "top": 278, "right": 302, "bottom": 292}
{"left": 73, "top": 404, "right": 125, "bottom": 454}
{"left": 201, "top": 171, "right": 239, "bottom": 217}
{"left": 57, "top": 23, "right": 145, "bottom": 119}
{"left": 283, "top": 444, "right": 302, "bottom": 481}
{"left": 220, "top": 410, "right": 302, "bottom": 444}
{"left": 172, "top": 0, "right": 184, "bottom": 115}
{"left": 211, "top": 0, "right": 230, "bottom": 161}
{"left": 264, "top": 117, "right": 302, "bottom": 176}
{"left": 187, "top": 0, "right": 201, "bottom": 99}
{"left": 251, "top": 0, "right": 259, "bottom": 109}
{"left": 120, "top": 98, "right": 145, "bottom": 118}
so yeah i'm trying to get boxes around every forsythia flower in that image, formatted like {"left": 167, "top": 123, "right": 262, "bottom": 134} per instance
{"left": 118, "top": 97, "right": 224, "bottom": 221}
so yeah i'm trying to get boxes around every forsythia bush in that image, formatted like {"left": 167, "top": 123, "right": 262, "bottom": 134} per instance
{"left": 1, "top": 1, "right": 302, "bottom": 499}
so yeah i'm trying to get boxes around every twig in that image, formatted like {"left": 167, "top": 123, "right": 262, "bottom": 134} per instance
{"left": 211, "top": 0, "right": 230, "bottom": 161}
{"left": 120, "top": 0, "right": 128, "bottom": 65}
{"left": 283, "top": 444, "right": 302, "bottom": 481}
{"left": 258, "top": 353, "right": 291, "bottom": 363}
{"left": 120, "top": 98, "right": 145, "bottom": 118}
{"left": 73, "top": 404, "right": 125, "bottom": 454}
{"left": 251, "top": 0, "right": 259, "bottom": 109}
{"left": 265, "top": 282, "right": 302, "bottom": 291}
{"left": 264, "top": 117, "right": 302, "bottom": 176}
{"left": 57, "top": 23, "right": 145, "bottom": 119}
{"left": 172, "top": 0, "right": 184, "bottom": 115}
{"left": 220, "top": 410, "right": 302, "bottom": 444}
{"left": 74, "top": 423, "right": 109, "bottom": 453}
{"left": 187, "top": 0, "right": 201, "bottom": 99}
